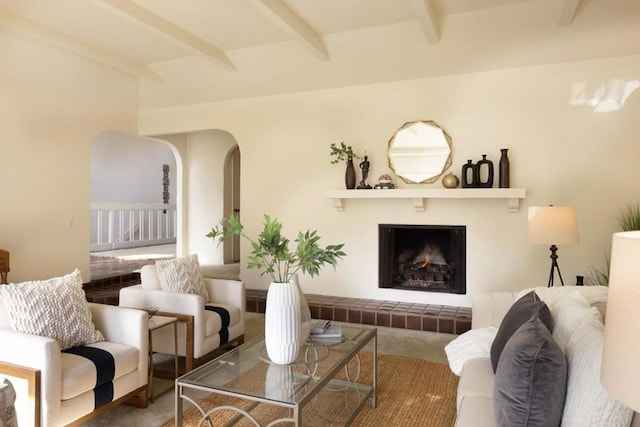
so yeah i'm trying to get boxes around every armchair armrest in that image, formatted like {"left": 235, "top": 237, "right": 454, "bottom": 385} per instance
{"left": 0, "top": 361, "right": 40, "bottom": 427}
{"left": 0, "top": 329, "right": 61, "bottom": 424}
{"left": 204, "top": 279, "right": 245, "bottom": 312}
{"left": 89, "top": 303, "right": 147, "bottom": 349}
{"left": 89, "top": 304, "right": 148, "bottom": 388}
{"left": 119, "top": 285, "right": 206, "bottom": 316}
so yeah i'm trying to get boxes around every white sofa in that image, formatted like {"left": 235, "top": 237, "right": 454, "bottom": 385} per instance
{"left": 119, "top": 264, "right": 245, "bottom": 371}
{"left": 453, "top": 286, "right": 640, "bottom": 427}
{"left": 0, "top": 303, "right": 148, "bottom": 427}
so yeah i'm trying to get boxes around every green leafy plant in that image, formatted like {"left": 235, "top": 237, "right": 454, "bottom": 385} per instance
{"left": 207, "top": 214, "right": 346, "bottom": 283}
{"left": 330, "top": 142, "right": 360, "bottom": 164}
{"left": 588, "top": 252, "right": 610, "bottom": 287}
{"left": 617, "top": 203, "right": 640, "bottom": 232}
{"left": 589, "top": 203, "right": 640, "bottom": 286}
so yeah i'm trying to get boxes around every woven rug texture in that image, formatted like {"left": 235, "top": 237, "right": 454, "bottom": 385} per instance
{"left": 164, "top": 352, "right": 458, "bottom": 426}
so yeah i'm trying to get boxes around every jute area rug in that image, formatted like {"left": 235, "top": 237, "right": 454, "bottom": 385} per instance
{"left": 164, "top": 352, "right": 458, "bottom": 426}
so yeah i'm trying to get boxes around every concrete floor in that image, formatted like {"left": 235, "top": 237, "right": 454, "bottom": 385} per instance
{"left": 83, "top": 312, "right": 455, "bottom": 426}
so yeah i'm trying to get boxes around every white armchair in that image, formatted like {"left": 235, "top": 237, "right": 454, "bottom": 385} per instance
{"left": 0, "top": 303, "right": 148, "bottom": 427}
{"left": 119, "top": 264, "right": 245, "bottom": 371}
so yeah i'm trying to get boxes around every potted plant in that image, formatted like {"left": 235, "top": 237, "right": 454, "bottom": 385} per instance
{"left": 330, "top": 142, "right": 360, "bottom": 189}
{"left": 207, "top": 214, "right": 345, "bottom": 364}
{"left": 589, "top": 203, "right": 640, "bottom": 286}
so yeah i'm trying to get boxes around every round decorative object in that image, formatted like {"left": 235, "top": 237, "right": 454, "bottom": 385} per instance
{"left": 442, "top": 172, "right": 460, "bottom": 189}
{"left": 265, "top": 281, "right": 303, "bottom": 364}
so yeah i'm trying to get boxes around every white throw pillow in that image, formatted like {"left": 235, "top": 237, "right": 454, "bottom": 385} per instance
{"left": 155, "top": 254, "right": 209, "bottom": 302}
{"left": 561, "top": 315, "right": 633, "bottom": 427}
{"left": 444, "top": 327, "right": 497, "bottom": 376}
{"left": 551, "top": 291, "right": 603, "bottom": 351}
{"left": 0, "top": 269, "right": 105, "bottom": 350}
{"left": 515, "top": 285, "right": 608, "bottom": 320}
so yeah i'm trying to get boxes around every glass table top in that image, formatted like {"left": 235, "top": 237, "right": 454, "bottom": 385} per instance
{"left": 178, "top": 324, "right": 376, "bottom": 405}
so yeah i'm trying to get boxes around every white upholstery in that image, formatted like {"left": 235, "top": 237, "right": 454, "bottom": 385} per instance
{"left": 455, "top": 396, "right": 495, "bottom": 427}
{"left": 457, "top": 286, "right": 640, "bottom": 427}
{"left": 119, "top": 264, "right": 245, "bottom": 366}
{"left": 456, "top": 357, "right": 494, "bottom": 414}
{"left": 0, "top": 303, "right": 148, "bottom": 427}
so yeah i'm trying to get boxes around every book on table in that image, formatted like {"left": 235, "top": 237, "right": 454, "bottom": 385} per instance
{"left": 309, "top": 321, "right": 342, "bottom": 338}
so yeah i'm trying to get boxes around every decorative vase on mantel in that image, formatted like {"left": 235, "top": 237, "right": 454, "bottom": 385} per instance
{"left": 499, "top": 148, "right": 510, "bottom": 188}
{"left": 264, "top": 275, "right": 310, "bottom": 365}
{"left": 345, "top": 158, "right": 356, "bottom": 190}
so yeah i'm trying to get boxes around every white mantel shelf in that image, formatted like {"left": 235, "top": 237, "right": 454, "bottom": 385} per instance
{"left": 325, "top": 188, "right": 527, "bottom": 212}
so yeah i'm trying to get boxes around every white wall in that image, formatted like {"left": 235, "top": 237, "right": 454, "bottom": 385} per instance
{"left": 0, "top": 29, "right": 138, "bottom": 282}
{"left": 184, "top": 130, "right": 238, "bottom": 264}
{"left": 140, "top": 54, "right": 640, "bottom": 307}
{"left": 91, "top": 131, "right": 177, "bottom": 204}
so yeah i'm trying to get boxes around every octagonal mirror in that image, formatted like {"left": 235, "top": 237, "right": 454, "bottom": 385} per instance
{"left": 387, "top": 120, "right": 452, "bottom": 184}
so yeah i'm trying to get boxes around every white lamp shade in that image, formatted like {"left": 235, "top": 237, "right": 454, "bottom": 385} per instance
{"left": 528, "top": 206, "right": 580, "bottom": 245}
{"left": 601, "top": 231, "right": 640, "bottom": 411}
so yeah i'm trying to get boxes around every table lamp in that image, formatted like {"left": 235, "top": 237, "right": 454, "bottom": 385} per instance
{"left": 601, "top": 231, "right": 640, "bottom": 412}
{"left": 528, "top": 206, "right": 580, "bottom": 287}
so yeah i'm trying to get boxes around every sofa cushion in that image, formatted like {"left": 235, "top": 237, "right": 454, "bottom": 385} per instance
{"left": 516, "top": 285, "right": 609, "bottom": 321}
{"left": 561, "top": 314, "right": 633, "bottom": 427}
{"left": 156, "top": 254, "right": 209, "bottom": 302}
{"left": 550, "top": 290, "right": 602, "bottom": 351}
{"left": 493, "top": 314, "right": 567, "bottom": 427}
{"left": 490, "top": 290, "right": 553, "bottom": 372}
{"left": 140, "top": 264, "right": 162, "bottom": 290}
{"left": 60, "top": 341, "right": 139, "bottom": 401}
{"left": 0, "top": 269, "right": 105, "bottom": 350}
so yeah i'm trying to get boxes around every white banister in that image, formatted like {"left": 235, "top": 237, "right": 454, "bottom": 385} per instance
{"left": 90, "top": 203, "right": 177, "bottom": 251}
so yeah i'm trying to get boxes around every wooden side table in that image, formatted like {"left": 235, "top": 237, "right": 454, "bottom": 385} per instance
{"left": 148, "top": 315, "right": 178, "bottom": 402}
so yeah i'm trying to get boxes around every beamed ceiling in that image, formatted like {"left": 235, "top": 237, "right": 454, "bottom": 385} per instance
{"left": 1, "top": 0, "right": 639, "bottom": 108}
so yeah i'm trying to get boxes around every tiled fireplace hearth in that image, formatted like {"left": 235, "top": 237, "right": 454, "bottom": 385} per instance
{"left": 246, "top": 289, "right": 471, "bottom": 335}
{"left": 85, "top": 275, "right": 472, "bottom": 335}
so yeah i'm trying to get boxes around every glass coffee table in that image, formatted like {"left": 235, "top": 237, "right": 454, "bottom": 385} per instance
{"left": 175, "top": 325, "right": 377, "bottom": 426}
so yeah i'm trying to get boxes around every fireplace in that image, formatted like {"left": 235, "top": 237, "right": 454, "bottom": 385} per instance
{"left": 379, "top": 224, "right": 466, "bottom": 294}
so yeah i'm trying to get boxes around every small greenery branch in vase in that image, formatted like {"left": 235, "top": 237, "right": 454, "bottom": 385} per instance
{"left": 206, "top": 214, "right": 346, "bottom": 283}
{"left": 330, "top": 142, "right": 360, "bottom": 164}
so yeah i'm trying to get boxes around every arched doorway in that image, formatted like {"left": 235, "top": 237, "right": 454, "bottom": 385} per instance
{"left": 224, "top": 145, "right": 241, "bottom": 263}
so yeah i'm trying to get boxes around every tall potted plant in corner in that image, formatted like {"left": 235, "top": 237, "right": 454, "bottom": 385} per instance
{"left": 330, "top": 142, "right": 360, "bottom": 190}
{"left": 207, "top": 214, "right": 345, "bottom": 364}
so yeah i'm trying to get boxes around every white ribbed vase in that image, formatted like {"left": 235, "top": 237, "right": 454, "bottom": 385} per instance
{"left": 290, "top": 274, "right": 312, "bottom": 345}
{"left": 265, "top": 281, "right": 302, "bottom": 364}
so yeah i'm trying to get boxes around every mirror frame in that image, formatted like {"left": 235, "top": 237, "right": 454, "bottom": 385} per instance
{"left": 387, "top": 120, "right": 453, "bottom": 184}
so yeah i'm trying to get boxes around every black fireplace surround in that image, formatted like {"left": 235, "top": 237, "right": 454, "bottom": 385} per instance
{"left": 379, "top": 224, "right": 466, "bottom": 294}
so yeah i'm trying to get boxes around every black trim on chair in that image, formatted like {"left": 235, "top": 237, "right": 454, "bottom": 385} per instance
{"left": 63, "top": 346, "right": 115, "bottom": 409}
{"left": 205, "top": 305, "right": 231, "bottom": 345}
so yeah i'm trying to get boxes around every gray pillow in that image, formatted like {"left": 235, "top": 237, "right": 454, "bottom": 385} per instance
{"left": 493, "top": 314, "right": 567, "bottom": 427}
{"left": 490, "top": 290, "right": 553, "bottom": 372}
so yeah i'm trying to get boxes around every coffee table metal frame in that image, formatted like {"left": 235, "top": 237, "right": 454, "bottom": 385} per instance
{"left": 175, "top": 325, "right": 377, "bottom": 426}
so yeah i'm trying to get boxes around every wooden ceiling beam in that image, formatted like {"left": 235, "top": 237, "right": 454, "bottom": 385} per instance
{"left": 409, "top": 0, "right": 439, "bottom": 44}
{"left": 558, "top": 0, "right": 581, "bottom": 26}
{"left": 0, "top": 8, "right": 162, "bottom": 81}
{"left": 99, "top": 0, "right": 237, "bottom": 71}
{"left": 249, "top": 0, "right": 329, "bottom": 60}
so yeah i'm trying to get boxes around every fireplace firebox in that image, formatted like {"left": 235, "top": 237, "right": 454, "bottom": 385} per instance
{"left": 379, "top": 224, "right": 466, "bottom": 294}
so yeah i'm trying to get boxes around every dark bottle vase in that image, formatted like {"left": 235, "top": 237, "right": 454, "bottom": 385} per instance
{"left": 461, "top": 160, "right": 476, "bottom": 188}
{"left": 499, "top": 148, "right": 510, "bottom": 188}
{"left": 475, "top": 154, "right": 494, "bottom": 188}
{"left": 345, "top": 158, "right": 356, "bottom": 189}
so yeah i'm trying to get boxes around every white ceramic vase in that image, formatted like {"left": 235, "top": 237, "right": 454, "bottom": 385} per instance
{"left": 290, "top": 274, "right": 312, "bottom": 345}
{"left": 265, "top": 280, "right": 303, "bottom": 364}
